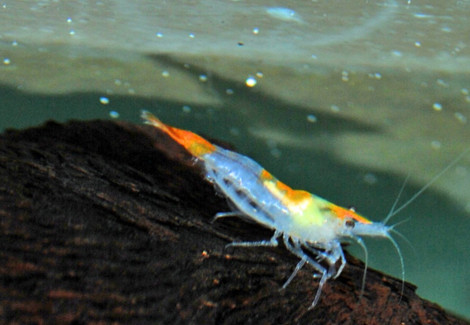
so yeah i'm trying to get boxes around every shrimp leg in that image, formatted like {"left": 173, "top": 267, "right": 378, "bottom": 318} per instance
{"left": 282, "top": 235, "right": 329, "bottom": 309}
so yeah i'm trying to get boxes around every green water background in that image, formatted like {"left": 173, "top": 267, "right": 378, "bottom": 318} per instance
{"left": 1, "top": 0, "right": 469, "bottom": 319}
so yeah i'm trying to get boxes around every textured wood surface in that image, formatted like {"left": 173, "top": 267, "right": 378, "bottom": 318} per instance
{"left": 0, "top": 119, "right": 467, "bottom": 325}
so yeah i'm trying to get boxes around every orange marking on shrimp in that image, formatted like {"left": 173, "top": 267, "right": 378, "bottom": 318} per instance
{"left": 142, "top": 111, "right": 216, "bottom": 157}
{"left": 260, "top": 169, "right": 311, "bottom": 205}
{"left": 329, "top": 205, "right": 372, "bottom": 224}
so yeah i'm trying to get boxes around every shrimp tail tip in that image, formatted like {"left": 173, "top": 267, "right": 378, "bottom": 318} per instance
{"left": 141, "top": 110, "right": 165, "bottom": 128}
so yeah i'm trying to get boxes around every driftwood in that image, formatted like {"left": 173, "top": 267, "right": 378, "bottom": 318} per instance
{"left": 0, "top": 119, "right": 468, "bottom": 325}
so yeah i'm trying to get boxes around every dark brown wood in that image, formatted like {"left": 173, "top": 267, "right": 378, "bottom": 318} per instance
{"left": 0, "top": 119, "right": 467, "bottom": 325}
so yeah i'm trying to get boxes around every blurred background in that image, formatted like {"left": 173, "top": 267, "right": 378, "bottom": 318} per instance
{"left": 0, "top": 0, "right": 469, "bottom": 319}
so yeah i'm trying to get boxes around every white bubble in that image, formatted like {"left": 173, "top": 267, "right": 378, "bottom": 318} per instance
{"left": 252, "top": 27, "right": 259, "bottom": 35}
{"left": 66, "top": 17, "right": 72, "bottom": 23}
{"left": 245, "top": 76, "right": 257, "bottom": 87}
{"left": 199, "top": 74, "right": 208, "bottom": 82}
{"left": 432, "top": 102, "right": 442, "bottom": 111}
{"left": 414, "top": 41, "right": 421, "bottom": 47}
{"left": 99, "top": 97, "right": 109, "bottom": 105}
{"left": 109, "top": 111, "right": 120, "bottom": 118}
{"left": 162, "top": 70, "right": 170, "bottom": 77}
{"left": 413, "top": 13, "right": 432, "bottom": 19}
{"left": 307, "top": 114, "right": 317, "bottom": 123}
{"left": 189, "top": 33, "right": 195, "bottom": 38}
{"left": 3, "top": 58, "right": 10, "bottom": 65}
{"left": 69, "top": 29, "right": 75, "bottom": 36}
{"left": 156, "top": 32, "right": 163, "bottom": 38}
{"left": 266, "top": 7, "right": 303, "bottom": 23}
{"left": 182, "top": 105, "right": 191, "bottom": 113}
{"left": 330, "top": 105, "right": 340, "bottom": 112}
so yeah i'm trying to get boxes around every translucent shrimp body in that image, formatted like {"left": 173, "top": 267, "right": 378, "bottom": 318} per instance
{"left": 142, "top": 111, "right": 397, "bottom": 308}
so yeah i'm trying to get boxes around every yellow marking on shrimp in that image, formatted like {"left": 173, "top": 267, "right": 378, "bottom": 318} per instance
{"left": 260, "top": 169, "right": 371, "bottom": 225}
{"left": 260, "top": 169, "right": 311, "bottom": 205}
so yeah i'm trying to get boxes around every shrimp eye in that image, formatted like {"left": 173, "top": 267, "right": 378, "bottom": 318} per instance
{"left": 345, "top": 219, "right": 355, "bottom": 228}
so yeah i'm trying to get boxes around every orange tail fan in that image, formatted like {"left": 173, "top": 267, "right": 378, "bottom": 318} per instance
{"left": 141, "top": 110, "right": 216, "bottom": 158}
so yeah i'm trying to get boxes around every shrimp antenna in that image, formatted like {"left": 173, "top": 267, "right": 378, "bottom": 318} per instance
{"left": 385, "top": 147, "right": 470, "bottom": 221}
{"left": 390, "top": 226, "right": 416, "bottom": 257}
{"left": 386, "top": 233, "right": 405, "bottom": 301}
{"left": 350, "top": 236, "right": 368, "bottom": 300}
{"left": 383, "top": 173, "right": 410, "bottom": 225}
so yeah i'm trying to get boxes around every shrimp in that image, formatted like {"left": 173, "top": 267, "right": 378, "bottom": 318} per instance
{"left": 141, "top": 110, "right": 465, "bottom": 308}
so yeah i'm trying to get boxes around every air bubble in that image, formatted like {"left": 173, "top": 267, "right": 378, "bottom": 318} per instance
{"left": 431, "top": 140, "right": 441, "bottom": 150}
{"left": 432, "top": 102, "right": 442, "bottom": 111}
{"left": 307, "top": 114, "right": 317, "bottom": 123}
{"left": 99, "top": 97, "right": 110, "bottom": 105}
{"left": 245, "top": 76, "right": 257, "bottom": 87}
{"left": 364, "top": 173, "right": 378, "bottom": 185}
{"left": 109, "top": 111, "right": 120, "bottom": 118}
{"left": 266, "top": 7, "right": 303, "bottom": 23}
{"left": 330, "top": 105, "right": 340, "bottom": 112}
{"left": 436, "top": 79, "right": 449, "bottom": 88}
{"left": 368, "top": 72, "right": 382, "bottom": 80}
